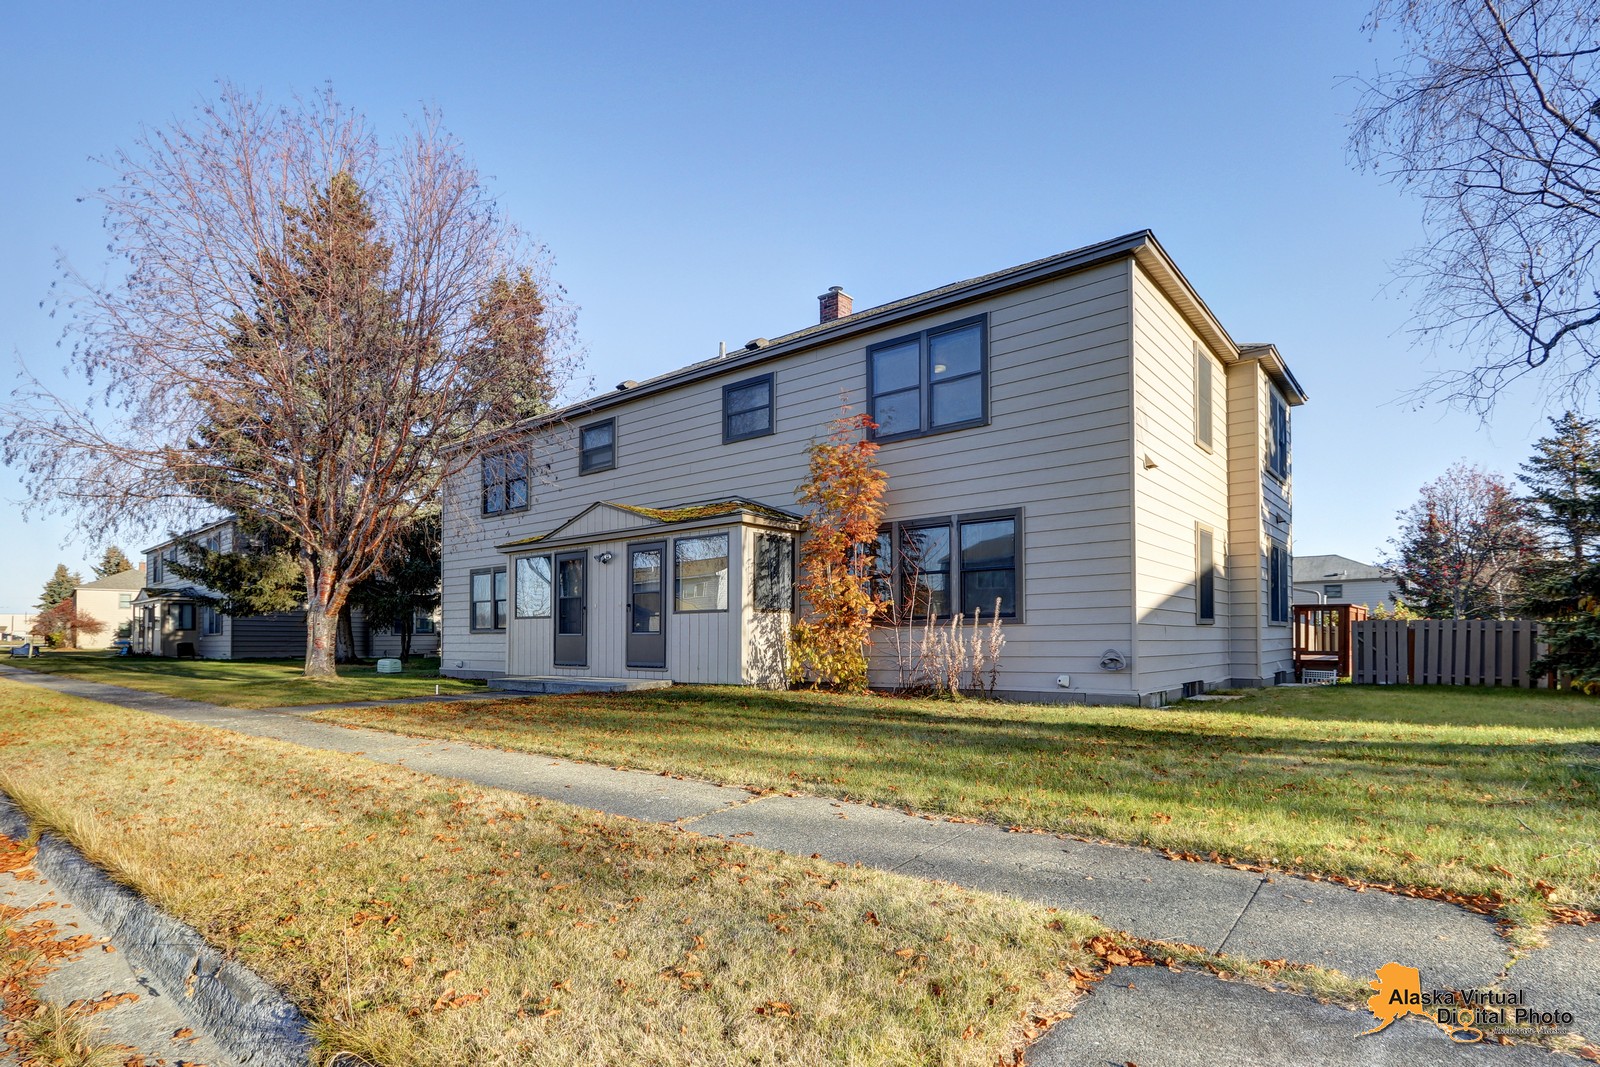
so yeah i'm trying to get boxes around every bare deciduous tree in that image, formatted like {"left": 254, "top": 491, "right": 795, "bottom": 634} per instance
{"left": 2, "top": 86, "right": 576, "bottom": 676}
{"left": 1350, "top": 0, "right": 1600, "bottom": 410}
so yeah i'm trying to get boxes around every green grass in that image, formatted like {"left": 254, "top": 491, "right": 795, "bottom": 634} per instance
{"left": 0, "top": 678, "right": 1105, "bottom": 1065}
{"left": 6, "top": 651, "right": 483, "bottom": 708}
{"left": 312, "top": 684, "right": 1600, "bottom": 925}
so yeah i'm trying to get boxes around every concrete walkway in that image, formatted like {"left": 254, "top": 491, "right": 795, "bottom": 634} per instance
{"left": 3, "top": 665, "right": 1595, "bottom": 1060}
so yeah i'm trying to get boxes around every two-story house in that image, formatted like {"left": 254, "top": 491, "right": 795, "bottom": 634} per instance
{"left": 439, "top": 230, "right": 1307, "bottom": 705}
{"left": 131, "top": 519, "right": 441, "bottom": 659}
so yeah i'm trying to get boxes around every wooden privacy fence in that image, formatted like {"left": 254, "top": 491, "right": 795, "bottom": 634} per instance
{"left": 1351, "top": 619, "right": 1548, "bottom": 687}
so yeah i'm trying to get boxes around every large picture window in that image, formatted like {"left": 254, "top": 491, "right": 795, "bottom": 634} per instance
{"left": 867, "top": 316, "right": 987, "bottom": 441}
{"left": 875, "top": 511, "right": 1019, "bottom": 621}
{"left": 470, "top": 568, "right": 509, "bottom": 631}
{"left": 579, "top": 419, "right": 616, "bottom": 474}
{"left": 482, "top": 449, "right": 529, "bottom": 515}
{"left": 723, "top": 374, "right": 774, "bottom": 443}
{"left": 674, "top": 534, "right": 729, "bottom": 612}
{"left": 515, "top": 556, "right": 553, "bottom": 618}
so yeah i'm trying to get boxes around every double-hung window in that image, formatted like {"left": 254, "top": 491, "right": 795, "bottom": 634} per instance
{"left": 579, "top": 419, "right": 616, "bottom": 474}
{"left": 482, "top": 449, "right": 529, "bottom": 515}
{"left": 723, "top": 374, "right": 774, "bottom": 442}
{"left": 876, "top": 510, "right": 1019, "bottom": 621}
{"left": 470, "top": 568, "right": 509, "bottom": 631}
{"left": 204, "top": 606, "right": 223, "bottom": 635}
{"left": 867, "top": 316, "right": 987, "bottom": 441}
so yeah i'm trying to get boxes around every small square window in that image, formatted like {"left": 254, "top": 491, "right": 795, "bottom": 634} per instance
{"left": 580, "top": 419, "right": 616, "bottom": 474}
{"left": 723, "top": 375, "right": 774, "bottom": 442}
{"left": 1324, "top": 583, "right": 1343, "bottom": 600}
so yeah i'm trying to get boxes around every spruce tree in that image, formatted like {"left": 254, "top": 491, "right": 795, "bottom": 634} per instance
{"left": 1519, "top": 412, "right": 1600, "bottom": 565}
{"left": 37, "top": 564, "right": 82, "bottom": 609}
{"left": 92, "top": 545, "right": 135, "bottom": 578}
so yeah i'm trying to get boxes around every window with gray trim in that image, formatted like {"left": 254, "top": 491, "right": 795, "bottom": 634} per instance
{"left": 470, "top": 568, "right": 509, "bottom": 631}
{"left": 754, "top": 533, "right": 793, "bottom": 612}
{"left": 515, "top": 556, "right": 553, "bottom": 618}
{"left": 174, "top": 603, "right": 196, "bottom": 631}
{"left": 875, "top": 510, "right": 1019, "bottom": 621}
{"left": 579, "top": 419, "right": 616, "bottom": 474}
{"left": 867, "top": 316, "right": 987, "bottom": 441}
{"left": 482, "top": 449, "right": 530, "bottom": 515}
{"left": 204, "top": 606, "right": 223, "bottom": 635}
{"left": 674, "top": 534, "right": 729, "bottom": 612}
{"left": 1194, "top": 343, "right": 1214, "bottom": 451}
{"left": 1324, "top": 583, "right": 1343, "bottom": 600}
{"left": 723, "top": 374, "right": 774, "bottom": 442}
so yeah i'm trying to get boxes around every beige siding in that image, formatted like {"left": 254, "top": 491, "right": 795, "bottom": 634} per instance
{"left": 1129, "top": 265, "right": 1232, "bottom": 698}
{"left": 443, "top": 264, "right": 1141, "bottom": 699}
{"left": 1225, "top": 363, "right": 1265, "bottom": 683}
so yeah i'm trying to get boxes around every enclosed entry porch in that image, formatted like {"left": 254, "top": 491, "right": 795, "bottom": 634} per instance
{"left": 495, "top": 500, "right": 801, "bottom": 687}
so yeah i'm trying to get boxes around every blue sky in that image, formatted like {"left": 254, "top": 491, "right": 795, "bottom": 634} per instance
{"left": 0, "top": 1, "right": 1554, "bottom": 613}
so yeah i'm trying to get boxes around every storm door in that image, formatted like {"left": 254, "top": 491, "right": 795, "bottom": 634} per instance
{"left": 554, "top": 551, "right": 588, "bottom": 667}
{"left": 626, "top": 540, "right": 667, "bottom": 668}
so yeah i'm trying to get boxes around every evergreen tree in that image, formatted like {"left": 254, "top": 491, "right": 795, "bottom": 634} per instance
{"left": 37, "top": 564, "right": 82, "bottom": 610}
{"left": 92, "top": 545, "right": 135, "bottom": 578}
{"left": 1518, "top": 412, "right": 1600, "bottom": 565}
{"left": 348, "top": 511, "right": 442, "bottom": 661}
{"left": 165, "top": 520, "right": 302, "bottom": 617}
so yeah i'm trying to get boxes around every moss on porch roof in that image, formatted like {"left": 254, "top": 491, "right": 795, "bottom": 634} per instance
{"left": 495, "top": 499, "right": 802, "bottom": 549}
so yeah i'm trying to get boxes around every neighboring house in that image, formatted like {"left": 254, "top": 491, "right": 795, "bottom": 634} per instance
{"left": 69, "top": 566, "right": 147, "bottom": 648}
{"left": 1292, "top": 554, "right": 1399, "bottom": 611}
{"left": 131, "top": 519, "right": 441, "bottom": 659}
{"left": 440, "top": 230, "right": 1308, "bottom": 705}
{"left": 0, "top": 614, "right": 38, "bottom": 641}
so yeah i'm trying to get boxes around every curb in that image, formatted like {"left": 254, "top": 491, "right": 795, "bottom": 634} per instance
{"left": 0, "top": 793, "right": 313, "bottom": 1066}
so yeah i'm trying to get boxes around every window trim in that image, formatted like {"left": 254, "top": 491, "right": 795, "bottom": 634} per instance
{"left": 579, "top": 418, "right": 617, "bottom": 475}
{"left": 872, "top": 508, "right": 1023, "bottom": 623}
{"left": 1323, "top": 583, "right": 1343, "bottom": 600}
{"left": 672, "top": 532, "right": 731, "bottom": 614}
{"left": 481, "top": 447, "right": 531, "bottom": 516}
{"left": 173, "top": 602, "right": 196, "bottom": 632}
{"left": 1196, "top": 523, "right": 1216, "bottom": 625}
{"left": 204, "top": 606, "right": 223, "bottom": 635}
{"left": 866, "top": 314, "right": 989, "bottom": 442}
{"left": 1194, "top": 342, "right": 1214, "bottom": 453}
{"left": 753, "top": 532, "right": 795, "bottom": 613}
{"left": 722, "top": 373, "right": 775, "bottom": 444}
{"left": 514, "top": 555, "right": 554, "bottom": 619}
{"left": 469, "top": 566, "right": 509, "bottom": 633}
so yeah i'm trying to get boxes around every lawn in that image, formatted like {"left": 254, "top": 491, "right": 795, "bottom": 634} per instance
{"left": 0, "top": 678, "right": 1104, "bottom": 1066}
{"left": 313, "top": 684, "right": 1600, "bottom": 927}
{"left": 5, "top": 651, "right": 483, "bottom": 708}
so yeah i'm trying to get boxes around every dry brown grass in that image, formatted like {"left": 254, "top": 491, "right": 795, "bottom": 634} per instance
{"left": 0, "top": 678, "right": 1104, "bottom": 1065}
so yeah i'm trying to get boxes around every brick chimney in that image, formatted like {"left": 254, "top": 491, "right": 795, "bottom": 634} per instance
{"left": 818, "top": 286, "right": 852, "bottom": 323}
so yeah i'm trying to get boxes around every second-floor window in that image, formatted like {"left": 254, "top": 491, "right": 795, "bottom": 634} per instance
{"left": 1194, "top": 343, "right": 1214, "bottom": 452}
{"left": 868, "top": 316, "right": 987, "bottom": 441}
{"left": 1266, "top": 391, "right": 1290, "bottom": 481}
{"left": 482, "top": 449, "right": 529, "bottom": 516}
{"left": 723, "top": 374, "right": 774, "bottom": 442}
{"left": 579, "top": 419, "right": 616, "bottom": 474}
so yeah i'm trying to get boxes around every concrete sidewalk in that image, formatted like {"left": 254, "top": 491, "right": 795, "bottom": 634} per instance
{"left": 4, "top": 664, "right": 1595, "bottom": 1059}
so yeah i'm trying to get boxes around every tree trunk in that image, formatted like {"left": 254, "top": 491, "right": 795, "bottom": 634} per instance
{"left": 400, "top": 614, "right": 413, "bottom": 662}
{"left": 305, "top": 604, "right": 339, "bottom": 678}
{"left": 337, "top": 604, "right": 356, "bottom": 664}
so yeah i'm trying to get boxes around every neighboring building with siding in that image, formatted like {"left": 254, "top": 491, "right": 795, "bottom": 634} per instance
{"left": 69, "top": 566, "right": 147, "bottom": 649}
{"left": 440, "top": 230, "right": 1308, "bottom": 705}
{"left": 1292, "top": 554, "right": 1399, "bottom": 612}
{"left": 131, "top": 519, "right": 440, "bottom": 659}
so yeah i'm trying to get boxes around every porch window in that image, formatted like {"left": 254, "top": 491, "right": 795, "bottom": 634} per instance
{"left": 754, "top": 533, "right": 793, "bottom": 612}
{"left": 723, "top": 374, "right": 774, "bottom": 443}
{"left": 515, "top": 556, "right": 553, "bottom": 618}
{"left": 867, "top": 316, "right": 987, "bottom": 441}
{"left": 482, "top": 449, "right": 529, "bottom": 515}
{"left": 174, "top": 603, "right": 196, "bottom": 631}
{"left": 470, "top": 567, "right": 508, "bottom": 631}
{"left": 674, "top": 534, "right": 728, "bottom": 612}
{"left": 579, "top": 419, "right": 616, "bottom": 474}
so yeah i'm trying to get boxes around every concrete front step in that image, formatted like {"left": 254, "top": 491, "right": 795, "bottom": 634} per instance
{"left": 488, "top": 675, "right": 672, "bottom": 695}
